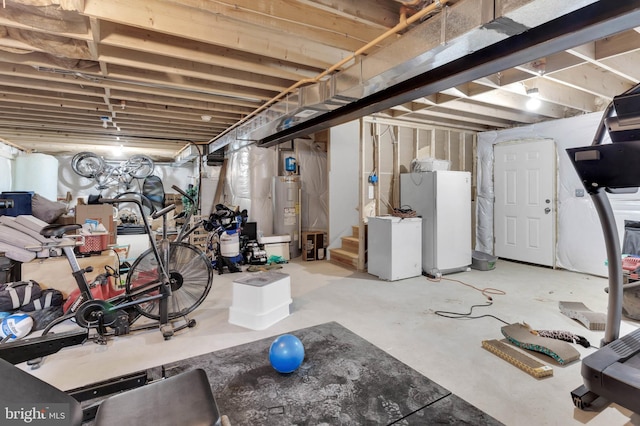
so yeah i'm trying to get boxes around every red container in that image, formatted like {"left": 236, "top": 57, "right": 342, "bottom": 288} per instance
{"left": 79, "top": 234, "right": 109, "bottom": 254}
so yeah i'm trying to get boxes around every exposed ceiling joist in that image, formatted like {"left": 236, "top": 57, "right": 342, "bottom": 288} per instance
{"left": 0, "top": 0, "right": 638, "bottom": 160}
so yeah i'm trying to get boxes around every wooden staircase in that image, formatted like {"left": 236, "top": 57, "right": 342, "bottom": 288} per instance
{"left": 329, "top": 225, "right": 366, "bottom": 270}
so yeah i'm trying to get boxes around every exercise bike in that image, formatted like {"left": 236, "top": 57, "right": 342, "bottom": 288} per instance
{"left": 0, "top": 196, "right": 213, "bottom": 366}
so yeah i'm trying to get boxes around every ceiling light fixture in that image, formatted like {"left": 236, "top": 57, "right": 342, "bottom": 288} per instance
{"left": 526, "top": 88, "right": 541, "bottom": 111}
{"left": 201, "top": 115, "right": 212, "bottom": 122}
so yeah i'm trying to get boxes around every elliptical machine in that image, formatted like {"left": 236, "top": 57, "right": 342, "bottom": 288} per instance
{"left": 568, "top": 83, "right": 640, "bottom": 411}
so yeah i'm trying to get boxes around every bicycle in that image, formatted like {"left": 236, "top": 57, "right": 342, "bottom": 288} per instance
{"left": 72, "top": 152, "right": 155, "bottom": 191}
{"left": 0, "top": 196, "right": 213, "bottom": 367}
{"left": 72, "top": 151, "right": 157, "bottom": 222}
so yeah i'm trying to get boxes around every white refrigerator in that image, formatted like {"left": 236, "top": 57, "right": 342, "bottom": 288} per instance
{"left": 400, "top": 171, "right": 471, "bottom": 277}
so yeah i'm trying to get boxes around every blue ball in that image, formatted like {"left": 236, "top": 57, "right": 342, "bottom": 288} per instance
{"left": 269, "top": 334, "right": 305, "bottom": 373}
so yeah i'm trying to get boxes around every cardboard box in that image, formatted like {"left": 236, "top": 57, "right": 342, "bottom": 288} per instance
{"left": 75, "top": 204, "right": 117, "bottom": 244}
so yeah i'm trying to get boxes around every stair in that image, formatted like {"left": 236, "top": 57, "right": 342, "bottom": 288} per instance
{"left": 340, "top": 236, "right": 359, "bottom": 252}
{"left": 329, "top": 248, "right": 359, "bottom": 269}
{"left": 329, "top": 225, "right": 366, "bottom": 271}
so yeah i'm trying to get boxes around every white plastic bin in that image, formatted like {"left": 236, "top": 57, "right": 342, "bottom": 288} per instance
{"left": 229, "top": 271, "right": 292, "bottom": 330}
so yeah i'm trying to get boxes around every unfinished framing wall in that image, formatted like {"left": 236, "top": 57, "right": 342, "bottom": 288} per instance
{"left": 361, "top": 117, "right": 476, "bottom": 216}
{"left": 358, "top": 117, "right": 476, "bottom": 270}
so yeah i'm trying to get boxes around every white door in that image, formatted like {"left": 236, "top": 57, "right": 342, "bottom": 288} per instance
{"left": 494, "top": 139, "right": 556, "bottom": 267}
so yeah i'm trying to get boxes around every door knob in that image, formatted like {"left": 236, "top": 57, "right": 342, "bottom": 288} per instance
{"left": 544, "top": 207, "right": 551, "bottom": 214}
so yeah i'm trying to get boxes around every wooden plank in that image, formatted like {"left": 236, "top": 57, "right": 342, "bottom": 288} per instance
{"left": 213, "top": 159, "right": 228, "bottom": 206}
{"left": 482, "top": 339, "right": 553, "bottom": 379}
{"left": 358, "top": 119, "right": 367, "bottom": 272}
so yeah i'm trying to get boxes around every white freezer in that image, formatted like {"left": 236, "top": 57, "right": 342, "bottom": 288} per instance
{"left": 367, "top": 216, "right": 422, "bottom": 281}
{"left": 400, "top": 171, "right": 471, "bottom": 276}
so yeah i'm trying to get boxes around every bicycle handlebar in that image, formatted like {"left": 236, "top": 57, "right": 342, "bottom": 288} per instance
{"left": 152, "top": 204, "right": 176, "bottom": 219}
{"left": 171, "top": 185, "right": 195, "bottom": 205}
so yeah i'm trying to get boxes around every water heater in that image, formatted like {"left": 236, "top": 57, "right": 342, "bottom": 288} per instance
{"left": 273, "top": 176, "right": 301, "bottom": 258}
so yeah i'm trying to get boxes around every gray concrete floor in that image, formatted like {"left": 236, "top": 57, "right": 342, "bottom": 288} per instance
{"left": 22, "top": 258, "right": 640, "bottom": 426}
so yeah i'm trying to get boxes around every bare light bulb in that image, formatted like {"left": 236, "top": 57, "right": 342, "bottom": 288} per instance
{"left": 526, "top": 88, "right": 541, "bottom": 111}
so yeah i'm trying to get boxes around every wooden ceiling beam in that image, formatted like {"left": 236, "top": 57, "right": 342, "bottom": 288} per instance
{"left": 169, "top": 0, "right": 391, "bottom": 51}
{"left": 568, "top": 39, "right": 640, "bottom": 84}
{"left": 108, "top": 91, "right": 253, "bottom": 117}
{"left": 543, "top": 63, "right": 634, "bottom": 100}
{"left": 98, "top": 45, "right": 293, "bottom": 92}
{"left": 408, "top": 98, "right": 541, "bottom": 124}
{"left": 387, "top": 113, "right": 493, "bottom": 132}
{"left": 111, "top": 109, "right": 238, "bottom": 126}
{"left": 469, "top": 87, "right": 576, "bottom": 118}
{"left": 0, "top": 108, "right": 227, "bottom": 133}
{"left": 0, "top": 74, "right": 105, "bottom": 98}
{"left": 408, "top": 106, "right": 515, "bottom": 128}
{"left": 517, "top": 52, "right": 585, "bottom": 76}
{"left": 112, "top": 103, "right": 240, "bottom": 122}
{"left": 596, "top": 30, "right": 640, "bottom": 59}
{"left": 82, "top": 0, "right": 349, "bottom": 68}
{"left": 104, "top": 65, "right": 275, "bottom": 103}
{"left": 601, "top": 52, "right": 640, "bottom": 83}
{"left": 0, "top": 92, "right": 109, "bottom": 112}
{"left": 297, "top": 0, "right": 400, "bottom": 28}
{"left": 98, "top": 21, "right": 319, "bottom": 81}
{"left": 0, "top": 61, "right": 263, "bottom": 109}
{"left": 0, "top": 16, "right": 91, "bottom": 41}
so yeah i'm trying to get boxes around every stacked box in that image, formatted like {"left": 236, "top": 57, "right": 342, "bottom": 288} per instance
{"left": 76, "top": 204, "right": 117, "bottom": 245}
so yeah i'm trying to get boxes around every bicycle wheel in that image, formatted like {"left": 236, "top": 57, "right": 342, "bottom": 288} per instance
{"left": 114, "top": 191, "right": 155, "bottom": 221}
{"left": 128, "top": 155, "right": 155, "bottom": 179}
{"left": 72, "top": 152, "right": 105, "bottom": 178}
{"left": 125, "top": 242, "right": 213, "bottom": 320}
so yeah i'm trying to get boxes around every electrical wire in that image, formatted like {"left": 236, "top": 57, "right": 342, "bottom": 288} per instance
{"left": 434, "top": 301, "right": 510, "bottom": 324}
{"left": 430, "top": 275, "right": 595, "bottom": 349}
{"left": 430, "top": 275, "right": 508, "bottom": 322}
{"left": 428, "top": 275, "right": 506, "bottom": 301}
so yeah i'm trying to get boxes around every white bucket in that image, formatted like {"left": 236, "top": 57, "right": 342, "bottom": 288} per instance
{"left": 220, "top": 231, "right": 240, "bottom": 257}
